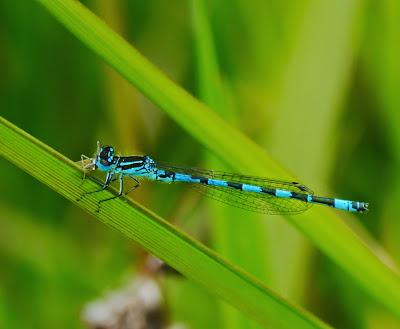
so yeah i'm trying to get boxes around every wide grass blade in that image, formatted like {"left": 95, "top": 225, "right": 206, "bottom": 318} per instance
{"left": 0, "top": 116, "right": 331, "bottom": 329}
{"left": 32, "top": 0, "right": 400, "bottom": 319}
{"left": 265, "top": 0, "right": 363, "bottom": 301}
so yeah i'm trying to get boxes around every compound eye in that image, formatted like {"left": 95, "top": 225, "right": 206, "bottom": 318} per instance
{"left": 98, "top": 146, "right": 114, "bottom": 166}
{"left": 100, "top": 147, "right": 109, "bottom": 157}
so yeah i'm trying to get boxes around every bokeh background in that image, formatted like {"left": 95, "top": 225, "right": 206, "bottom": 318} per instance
{"left": 1, "top": 1, "right": 400, "bottom": 328}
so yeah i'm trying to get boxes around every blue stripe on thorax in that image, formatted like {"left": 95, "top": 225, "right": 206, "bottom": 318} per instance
{"left": 119, "top": 166, "right": 149, "bottom": 176}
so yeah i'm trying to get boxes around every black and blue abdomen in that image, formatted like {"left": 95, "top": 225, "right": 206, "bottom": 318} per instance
{"left": 152, "top": 168, "right": 368, "bottom": 214}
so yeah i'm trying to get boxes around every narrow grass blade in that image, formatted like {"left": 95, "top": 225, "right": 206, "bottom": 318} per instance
{"left": 32, "top": 0, "right": 400, "bottom": 318}
{"left": 0, "top": 116, "right": 330, "bottom": 329}
{"left": 192, "top": 1, "right": 268, "bottom": 328}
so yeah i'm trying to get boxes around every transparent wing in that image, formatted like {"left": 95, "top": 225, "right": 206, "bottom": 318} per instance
{"left": 157, "top": 163, "right": 314, "bottom": 215}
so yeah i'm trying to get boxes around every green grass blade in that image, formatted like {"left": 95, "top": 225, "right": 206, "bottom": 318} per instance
{"left": 32, "top": 0, "right": 400, "bottom": 319}
{"left": 192, "top": 1, "right": 267, "bottom": 328}
{"left": 0, "top": 116, "right": 330, "bottom": 329}
{"left": 265, "top": 0, "right": 363, "bottom": 301}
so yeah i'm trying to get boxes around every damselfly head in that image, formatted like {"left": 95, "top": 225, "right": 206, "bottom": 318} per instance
{"left": 95, "top": 141, "right": 116, "bottom": 171}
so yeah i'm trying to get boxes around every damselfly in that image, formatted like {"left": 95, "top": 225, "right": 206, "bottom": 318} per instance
{"left": 79, "top": 142, "right": 369, "bottom": 214}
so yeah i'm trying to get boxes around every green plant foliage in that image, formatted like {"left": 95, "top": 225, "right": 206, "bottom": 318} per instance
{"left": 2, "top": 0, "right": 400, "bottom": 328}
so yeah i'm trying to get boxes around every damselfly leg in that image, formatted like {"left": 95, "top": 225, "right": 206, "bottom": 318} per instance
{"left": 76, "top": 171, "right": 114, "bottom": 202}
{"left": 96, "top": 175, "right": 141, "bottom": 212}
{"left": 124, "top": 176, "right": 141, "bottom": 195}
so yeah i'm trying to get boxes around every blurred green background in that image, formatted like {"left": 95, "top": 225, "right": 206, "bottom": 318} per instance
{"left": 1, "top": 0, "right": 400, "bottom": 328}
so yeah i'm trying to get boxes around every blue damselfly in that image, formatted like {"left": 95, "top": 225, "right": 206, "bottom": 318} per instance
{"left": 79, "top": 142, "right": 369, "bottom": 214}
